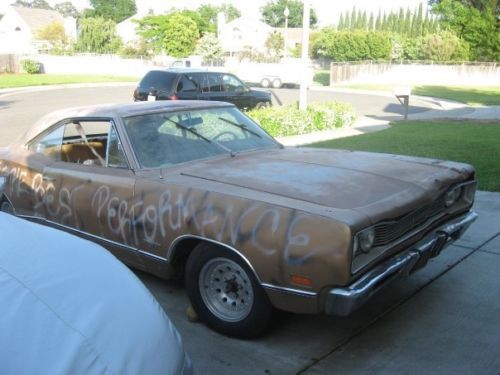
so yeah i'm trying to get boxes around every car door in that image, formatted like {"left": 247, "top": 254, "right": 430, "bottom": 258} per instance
{"left": 35, "top": 119, "right": 141, "bottom": 266}
{"left": 220, "top": 73, "right": 252, "bottom": 109}
{"left": 175, "top": 73, "right": 201, "bottom": 100}
{"left": 4, "top": 127, "right": 64, "bottom": 219}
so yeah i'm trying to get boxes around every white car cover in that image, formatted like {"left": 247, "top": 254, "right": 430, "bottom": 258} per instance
{"left": 0, "top": 213, "right": 192, "bottom": 375}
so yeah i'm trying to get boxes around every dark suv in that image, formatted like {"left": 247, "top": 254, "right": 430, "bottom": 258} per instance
{"left": 133, "top": 69, "right": 272, "bottom": 110}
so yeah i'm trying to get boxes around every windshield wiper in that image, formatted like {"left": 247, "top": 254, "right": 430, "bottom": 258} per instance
{"left": 162, "top": 117, "right": 235, "bottom": 156}
{"left": 218, "top": 117, "right": 262, "bottom": 138}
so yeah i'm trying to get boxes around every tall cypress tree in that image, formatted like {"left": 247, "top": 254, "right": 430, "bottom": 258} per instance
{"left": 338, "top": 13, "right": 344, "bottom": 30}
{"left": 361, "top": 10, "right": 367, "bottom": 30}
{"left": 350, "top": 7, "right": 357, "bottom": 30}
{"left": 368, "top": 12, "right": 374, "bottom": 31}
{"left": 345, "top": 10, "right": 351, "bottom": 30}
{"left": 375, "top": 9, "right": 382, "bottom": 30}
{"left": 397, "top": 8, "right": 404, "bottom": 34}
{"left": 412, "top": 3, "right": 423, "bottom": 37}
{"left": 404, "top": 8, "right": 412, "bottom": 36}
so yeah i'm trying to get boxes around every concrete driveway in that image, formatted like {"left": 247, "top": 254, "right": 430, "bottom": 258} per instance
{"left": 136, "top": 190, "right": 500, "bottom": 374}
{"left": 1, "top": 85, "right": 499, "bottom": 374}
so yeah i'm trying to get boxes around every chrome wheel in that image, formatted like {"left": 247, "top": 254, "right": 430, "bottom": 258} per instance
{"left": 199, "top": 257, "right": 254, "bottom": 322}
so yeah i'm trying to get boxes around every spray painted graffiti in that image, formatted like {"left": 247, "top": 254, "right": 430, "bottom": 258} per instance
{"left": 1, "top": 162, "right": 335, "bottom": 272}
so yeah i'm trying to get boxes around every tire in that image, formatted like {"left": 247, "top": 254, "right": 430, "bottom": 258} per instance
{"left": 185, "top": 243, "right": 274, "bottom": 338}
{"left": 271, "top": 78, "right": 282, "bottom": 89}
{"left": 254, "top": 101, "right": 270, "bottom": 109}
{"left": 260, "top": 78, "right": 271, "bottom": 88}
{"left": 0, "top": 200, "right": 14, "bottom": 214}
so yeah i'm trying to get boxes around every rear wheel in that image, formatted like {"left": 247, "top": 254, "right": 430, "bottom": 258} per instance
{"left": 185, "top": 243, "right": 274, "bottom": 338}
{"left": 271, "top": 78, "right": 282, "bottom": 89}
{"left": 260, "top": 78, "right": 271, "bottom": 88}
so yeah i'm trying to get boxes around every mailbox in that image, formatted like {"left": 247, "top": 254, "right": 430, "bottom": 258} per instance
{"left": 393, "top": 86, "right": 412, "bottom": 120}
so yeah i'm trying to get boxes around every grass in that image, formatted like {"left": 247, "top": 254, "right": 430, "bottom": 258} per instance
{"left": 335, "top": 83, "right": 500, "bottom": 106}
{"left": 310, "top": 120, "right": 500, "bottom": 192}
{"left": 0, "top": 74, "right": 137, "bottom": 89}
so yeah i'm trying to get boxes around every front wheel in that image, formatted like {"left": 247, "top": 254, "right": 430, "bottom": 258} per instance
{"left": 185, "top": 243, "right": 274, "bottom": 338}
{"left": 0, "top": 200, "right": 14, "bottom": 214}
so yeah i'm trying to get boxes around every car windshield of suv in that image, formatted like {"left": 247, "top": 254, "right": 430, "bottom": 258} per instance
{"left": 123, "top": 106, "right": 279, "bottom": 168}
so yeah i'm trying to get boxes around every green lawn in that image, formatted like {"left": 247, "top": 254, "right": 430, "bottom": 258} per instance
{"left": 336, "top": 83, "right": 500, "bottom": 106}
{"left": 310, "top": 120, "right": 500, "bottom": 192}
{"left": 0, "top": 74, "right": 137, "bottom": 89}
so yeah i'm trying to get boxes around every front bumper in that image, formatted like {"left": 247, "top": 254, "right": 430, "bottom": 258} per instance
{"left": 324, "top": 211, "right": 478, "bottom": 316}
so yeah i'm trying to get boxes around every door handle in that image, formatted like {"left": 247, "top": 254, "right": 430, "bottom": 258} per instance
{"left": 43, "top": 176, "right": 56, "bottom": 182}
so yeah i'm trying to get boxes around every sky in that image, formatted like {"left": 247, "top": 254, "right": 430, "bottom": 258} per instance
{"left": 3, "top": 0, "right": 429, "bottom": 26}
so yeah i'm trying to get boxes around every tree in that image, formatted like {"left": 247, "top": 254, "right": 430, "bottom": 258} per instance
{"left": 75, "top": 17, "right": 122, "bottom": 53}
{"left": 368, "top": 13, "right": 374, "bottom": 31}
{"left": 85, "top": 0, "right": 136, "bottom": 23}
{"left": 36, "top": 21, "right": 67, "bottom": 45}
{"left": 261, "top": 0, "right": 318, "bottom": 27}
{"left": 195, "top": 32, "right": 223, "bottom": 63}
{"left": 421, "top": 31, "right": 470, "bottom": 61}
{"left": 338, "top": 13, "right": 345, "bottom": 30}
{"left": 54, "top": 2, "right": 80, "bottom": 18}
{"left": 432, "top": 0, "right": 498, "bottom": 60}
{"left": 264, "top": 31, "right": 284, "bottom": 61}
{"left": 197, "top": 3, "right": 241, "bottom": 33}
{"left": 136, "top": 13, "right": 199, "bottom": 57}
{"left": 13, "top": 0, "right": 52, "bottom": 9}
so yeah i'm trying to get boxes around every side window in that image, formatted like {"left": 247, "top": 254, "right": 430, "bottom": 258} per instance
{"left": 29, "top": 119, "right": 128, "bottom": 169}
{"left": 222, "top": 74, "right": 245, "bottom": 92}
{"left": 29, "top": 125, "right": 65, "bottom": 161}
{"left": 198, "top": 74, "right": 210, "bottom": 93}
{"left": 107, "top": 124, "right": 128, "bottom": 168}
{"left": 177, "top": 74, "right": 199, "bottom": 93}
{"left": 207, "top": 73, "right": 222, "bottom": 92}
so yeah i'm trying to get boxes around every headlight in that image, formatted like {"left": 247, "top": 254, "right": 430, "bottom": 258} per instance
{"left": 445, "top": 186, "right": 462, "bottom": 207}
{"left": 353, "top": 227, "right": 375, "bottom": 257}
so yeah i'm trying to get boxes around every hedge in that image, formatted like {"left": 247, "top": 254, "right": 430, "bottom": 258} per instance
{"left": 247, "top": 102, "right": 356, "bottom": 138}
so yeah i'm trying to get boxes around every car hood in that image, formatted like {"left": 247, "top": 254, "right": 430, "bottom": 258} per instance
{"left": 178, "top": 147, "right": 473, "bottom": 223}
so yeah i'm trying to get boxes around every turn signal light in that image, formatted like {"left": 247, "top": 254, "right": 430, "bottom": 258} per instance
{"left": 290, "top": 274, "right": 312, "bottom": 287}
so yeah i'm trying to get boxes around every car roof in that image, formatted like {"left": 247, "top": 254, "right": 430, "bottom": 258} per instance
{"left": 20, "top": 100, "right": 235, "bottom": 144}
{"left": 147, "top": 68, "right": 227, "bottom": 74}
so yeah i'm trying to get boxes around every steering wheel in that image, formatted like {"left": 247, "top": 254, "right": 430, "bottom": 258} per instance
{"left": 213, "top": 131, "right": 238, "bottom": 142}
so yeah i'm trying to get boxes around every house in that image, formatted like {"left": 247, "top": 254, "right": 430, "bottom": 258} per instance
{"left": 218, "top": 17, "right": 273, "bottom": 56}
{"left": 0, "top": 6, "right": 76, "bottom": 54}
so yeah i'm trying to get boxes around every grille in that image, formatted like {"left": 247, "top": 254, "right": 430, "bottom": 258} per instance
{"left": 373, "top": 197, "right": 445, "bottom": 247}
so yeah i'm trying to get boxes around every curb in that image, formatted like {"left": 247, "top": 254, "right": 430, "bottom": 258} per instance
{"left": 0, "top": 82, "right": 137, "bottom": 98}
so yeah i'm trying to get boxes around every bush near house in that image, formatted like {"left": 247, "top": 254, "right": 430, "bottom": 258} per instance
{"left": 247, "top": 102, "right": 356, "bottom": 137}
{"left": 21, "top": 59, "right": 43, "bottom": 74}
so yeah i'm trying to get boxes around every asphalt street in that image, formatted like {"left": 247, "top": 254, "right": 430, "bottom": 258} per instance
{"left": 0, "top": 84, "right": 433, "bottom": 147}
{"left": 1, "top": 85, "right": 499, "bottom": 374}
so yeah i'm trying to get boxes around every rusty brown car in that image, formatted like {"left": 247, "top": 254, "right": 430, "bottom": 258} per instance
{"left": 0, "top": 101, "right": 477, "bottom": 338}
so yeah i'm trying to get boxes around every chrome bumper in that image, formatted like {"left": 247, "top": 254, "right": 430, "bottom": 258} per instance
{"left": 324, "top": 211, "right": 478, "bottom": 316}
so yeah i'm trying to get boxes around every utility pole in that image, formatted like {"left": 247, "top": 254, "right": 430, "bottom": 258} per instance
{"left": 299, "top": 0, "right": 310, "bottom": 110}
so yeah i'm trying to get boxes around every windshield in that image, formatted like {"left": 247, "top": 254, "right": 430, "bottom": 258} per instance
{"left": 123, "top": 106, "right": 279, "bottom": 168}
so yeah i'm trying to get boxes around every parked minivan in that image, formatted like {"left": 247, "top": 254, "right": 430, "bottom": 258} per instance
{"left": 133, "top": 69, "right": 272, "bottom": 110}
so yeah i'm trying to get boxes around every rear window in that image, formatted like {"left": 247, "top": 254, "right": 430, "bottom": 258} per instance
{"left": 139, "top": 71, "right": 177, "bottom": 92}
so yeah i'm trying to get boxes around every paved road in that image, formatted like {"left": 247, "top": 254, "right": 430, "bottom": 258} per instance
{"left": 2, "top": 85, "right": 498, "bottom": 374}
{"left": 0, "top": 84, "right": 432, "bottom": 147}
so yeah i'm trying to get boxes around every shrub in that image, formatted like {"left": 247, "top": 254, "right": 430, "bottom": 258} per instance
{"left": 247, "top": 102, "right": 356, "bottom": 138}
{"left": 312, "top": 29, "right": 392, "bottom": 61}
{"left": 421, "top": 32, "right": 470, "bottom": 62}
{"left": 21, "top": 59, "right": 42, "bottom": 74}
